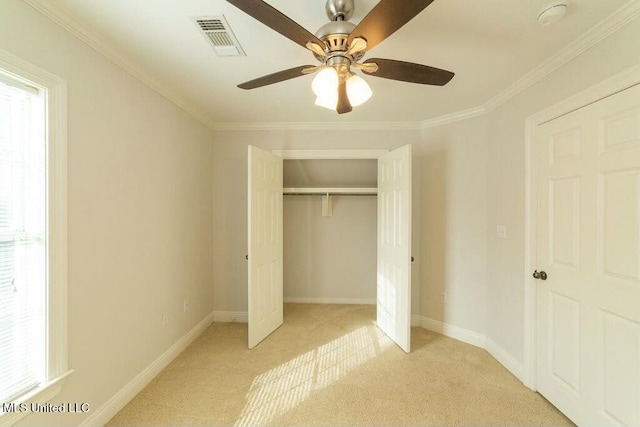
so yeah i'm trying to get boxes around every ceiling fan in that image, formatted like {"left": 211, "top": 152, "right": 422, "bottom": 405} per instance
{"left": 227, "top": 0, "right": 454, "bottom": 114}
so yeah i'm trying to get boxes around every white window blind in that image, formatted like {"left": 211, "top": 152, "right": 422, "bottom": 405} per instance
{"left": 0, "top": 75, "right": 46, "bottom": 403}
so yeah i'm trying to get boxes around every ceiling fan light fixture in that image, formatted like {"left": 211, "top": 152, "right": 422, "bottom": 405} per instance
{"left": 311, "top": 67, "right": 339, "bottom": 97}
{"left": 346, "top": 74, "right": 372, "bottom": 107}
{"left": 227, "top": 0, "right": 455, "bottom": 114}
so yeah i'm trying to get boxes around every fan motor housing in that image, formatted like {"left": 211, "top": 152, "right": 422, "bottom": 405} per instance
{"left": 314, "top": 21, "right": 363, "bottom": 62}
{"left": 315, "top": 21, "right": 355, "bottom": 41}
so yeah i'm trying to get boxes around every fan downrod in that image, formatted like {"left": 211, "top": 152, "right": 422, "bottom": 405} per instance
{"left": 325, "top": 0, "right": 354, "bottom": 21}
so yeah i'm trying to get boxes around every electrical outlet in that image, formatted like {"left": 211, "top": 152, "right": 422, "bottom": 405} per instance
{"left": 162, "top": 312, "right": 169, "bottom": 326}
{"left": 441, "top": 292, "right": 447, "bottom": 303}
{"left": 497, "top": 225, "right": 507, "bottom": 239}
{"left": 183, "top": 299, "right": 190, "bottom": 312}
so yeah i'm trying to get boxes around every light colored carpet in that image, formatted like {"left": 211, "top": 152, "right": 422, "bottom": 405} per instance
{"left": 107, "top": 304, "right": 573, "bottom": 426}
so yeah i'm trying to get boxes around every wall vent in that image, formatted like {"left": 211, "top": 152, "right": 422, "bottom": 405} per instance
{"left": 193, "top": 15, "right": 245, "bottom": 57}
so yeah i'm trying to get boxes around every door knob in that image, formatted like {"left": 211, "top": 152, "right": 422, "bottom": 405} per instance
{"left": 533, "top": 270, "right": 547, "bottom": 280}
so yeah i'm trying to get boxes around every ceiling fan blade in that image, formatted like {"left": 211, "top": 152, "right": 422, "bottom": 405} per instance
{"left": 363, "top": 58, "right": 454, "bottom": 86}
{"left": 352, "top": 61, "right": 378, "bottom": 74}
{"left": 344, "top": 37, "right": 367, "bottom": 57}
{"left": 227, "top": 0, "right": 324, "bottom": 49}
{"left": 347, "top": 0, "right": 435, "bottom": 52}
{"left": 336, "top": 78, "right": 352, "bottom": 114}
{"left": 306, "top": 42, "right": 327, "bottom": 58}
{"left": 238, "top": 65, "right": 316, "bottom": 89}
{"left": 301, "top": 65, "right": 326, "bottom": 75}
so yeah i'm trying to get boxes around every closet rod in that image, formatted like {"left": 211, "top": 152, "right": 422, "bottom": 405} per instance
{"left": 282, "top": 187, "right": 377, "bottom": 196}
{"left": 284, "top": 193, "right": 376, "bottom": 196}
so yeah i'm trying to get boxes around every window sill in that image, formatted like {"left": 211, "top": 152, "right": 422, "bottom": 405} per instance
{"left": 0, "top": 370, "right": 74, "bottom": 427}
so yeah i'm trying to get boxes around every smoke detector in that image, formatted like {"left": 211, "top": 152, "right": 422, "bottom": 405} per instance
{"left": 538, "top": 3, "right": 568, "bottom": 26}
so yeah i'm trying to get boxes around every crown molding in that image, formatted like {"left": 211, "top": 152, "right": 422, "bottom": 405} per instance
{"left": 210, "top": 120, "right": 422, "bottom": 132}
{"left": 420, "top": 105, "right": 487, "bottom": 130}
{"left": 22, "top": 0, "right": 640, "bottom": 133}
{"left": 22, "top": 0, "right": 217, "bottom": 131}
{"left": 485, "top": 0, "right": 640, "bottom": 112}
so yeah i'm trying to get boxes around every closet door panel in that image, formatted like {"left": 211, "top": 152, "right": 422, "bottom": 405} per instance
{"left": 377, "top": 144, "right": 412, "bottom": 352}
{"left": 248, "top": 146, "right": 283, "bottom": 348}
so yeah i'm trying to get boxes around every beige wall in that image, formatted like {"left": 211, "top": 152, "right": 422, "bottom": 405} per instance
{"left": 419, "top": 117, "right": 488, "bottom": 334}
{"left": 0, "top": 1, "right": 215, "bottom": 425}
{"left": 284, "top": 195, "right": 377, "bottom": 303}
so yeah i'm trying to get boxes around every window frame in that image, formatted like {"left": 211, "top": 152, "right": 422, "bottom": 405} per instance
{"left": 0, "top": 48, "right": 71, "bottom": 426}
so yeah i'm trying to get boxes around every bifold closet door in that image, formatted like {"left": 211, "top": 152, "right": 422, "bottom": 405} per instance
{"left": 377, "top": 144, "right": 412, "bottom": 353}
{"left": 247, "top": 145, "right": 283, "bottom": 349}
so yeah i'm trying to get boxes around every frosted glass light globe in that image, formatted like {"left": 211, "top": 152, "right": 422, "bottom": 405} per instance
{"left": 346, "top": 74, "right": 372, "bottom": 107}
{"left": 315, "top": 95, "right": 338, "bottom": 110}
{"left": 311, "top": 67, "right": 339, "bottom": 97}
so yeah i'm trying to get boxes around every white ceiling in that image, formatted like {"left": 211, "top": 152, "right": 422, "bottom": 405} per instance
{"left": 28, "top": 0, "right": 632, "bottom": 125}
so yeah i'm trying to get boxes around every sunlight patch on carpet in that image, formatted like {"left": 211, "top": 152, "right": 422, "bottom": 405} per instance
{"left": 234, "top": 325, "right": 393, "bottom": 426}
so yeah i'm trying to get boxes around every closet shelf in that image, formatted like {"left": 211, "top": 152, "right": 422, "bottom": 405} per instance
{"left": 283, "top": 187, "right": 377, "bottom": 195}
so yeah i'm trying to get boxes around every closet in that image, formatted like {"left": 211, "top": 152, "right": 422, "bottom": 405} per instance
{"left": 283, "top": 158, "right": 377, "bottom": 305}
{"left": 247, "top": 146, "right": 412, "bottom": 352}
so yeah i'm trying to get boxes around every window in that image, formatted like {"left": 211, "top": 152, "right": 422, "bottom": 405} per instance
{"left": 0, "top": 49, "right": 69, "bottom": 425}
{"left": 0, "top": 73, "right": 47, "bottom": 403}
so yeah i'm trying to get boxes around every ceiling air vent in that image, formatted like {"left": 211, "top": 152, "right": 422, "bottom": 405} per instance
{"left": 193, "top": 15, "right": 245, "bottom": 57}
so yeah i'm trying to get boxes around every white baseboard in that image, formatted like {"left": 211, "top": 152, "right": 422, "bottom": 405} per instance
{"left": 212, "top": 311, "right": 248, "bottom": 323}
{"left": 485, "top": 338, "right": 525, "bottom": 382}
{"left": 283, "top": 297, "right": 376, "bottom": 305}
{"left": 79, "top": 312, "right": 215, "bottom": 427}
{"left": 414, "top": 316, "right": 486, "bottom": 349}
{"left": 411, "top": 315, "right": 422, "bottom": 327}
{"left": 212, "top": 299, "right": 375, "bottom": 325}
{"left": 413, "top": 316, "right": 524, "bottom": 383}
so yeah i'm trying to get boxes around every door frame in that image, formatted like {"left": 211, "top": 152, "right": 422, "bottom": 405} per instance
{"left": 523, "top": 63, "right": 640, "bottom": 390}
{"left": 272, "top": 149, "right": 388, "bottom": 160}
{"left": 273, "top": 148, "right": 404, "bottom": 332}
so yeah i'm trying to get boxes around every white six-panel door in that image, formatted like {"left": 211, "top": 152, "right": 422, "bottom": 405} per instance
{"left": 535, "top": 84, "right": 640, "bottom": 425}
{"left": 377, "top": 145, "right": 412, "bottom": 353}
{"left": 247, "top": 146, "right": 283, "bottom": 349}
